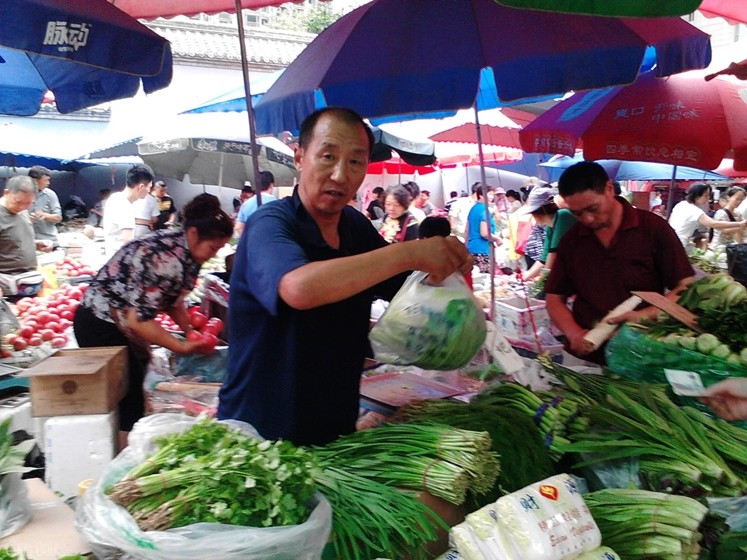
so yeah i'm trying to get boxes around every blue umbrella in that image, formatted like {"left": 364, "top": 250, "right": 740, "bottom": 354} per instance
{"left": 253, "top": 0, "right": 711, "bottom": 135}
{"left": 539, "top": 154, "right": 728, "bottom": 182}
{"left": 0, "top": 0, "right": 172, "bottom": 115}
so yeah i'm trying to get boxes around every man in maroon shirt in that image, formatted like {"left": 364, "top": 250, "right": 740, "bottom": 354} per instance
{"left": 545, "top": 161, "right": 695, "bottom": 364}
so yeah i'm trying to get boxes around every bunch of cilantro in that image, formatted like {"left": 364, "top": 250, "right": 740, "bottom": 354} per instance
{"left": 106, "top": 417, "right": 319, "bottom": 531}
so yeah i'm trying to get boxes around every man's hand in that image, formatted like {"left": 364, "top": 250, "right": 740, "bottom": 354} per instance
{"left": 411, "top": 236, "right": 473, "bottom": 285}
{"left": 567, "top": 330, "right": 595, "bottom": 356}
{"left": 700, "top": 378, "right": 747, "bottom": 421}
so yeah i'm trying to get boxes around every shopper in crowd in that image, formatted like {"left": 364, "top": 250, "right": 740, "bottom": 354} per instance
{"left": 74, "top": 193, "right": 233, "bottom": 451}
{"left": 465, "top": 185, "right": 500, "bottom": 273}
{"left": 701, "top": 378, "right": 747, "bottom": 421}
{"left": 218, "top": 107, "right": 471, "bottom": 446}
{"left": 711, "top": 186, "right": 745, "bottom": 248}
{"left": 668, "top": 182, "right": 745, "bottom": 254}
{"left": 232, "top": 183, "right": 253, "bottom": 218}
{"left": 365, "top": 186, "right": 386, "bottom": 221}
{"left": 234, "top": 170, "right": 276, "bottom": 238}
{"left": 444, "top": 190, "right": 460, "bottom": 214}
{"left": 132, "top": 181, "right": 161, "bottom": 238}
{"left": 102, "top": 164, "right": 154, "bottom": 257}
{"left": 419, "top": 215, "right": 452, "bottom": 239}
{"left": 546, "top": 161, "right": 695, "bottom": 365}
{"left": 449, "top": 184, "right": 478, "bottom": 240}
{"left": 416, "top": 189, "right": 436, "bottom": 216}
{"left": 153, "top": 181, "right": 177, "bottom": 230}
{"left": 402, "top": 181, "right": 426, "bottom": 223}
{"left": 522, "top": 186, "right": 577, "bottom": 282}
{"left": 379, "top": 184, "right": 419, "bottom": 243}
{"left": 28, "top": 165, "right": 61, "bottom": 249}
{"left": 88, "top": 188, "right": 111, "bottom": 228}
{"left": 0, "top": 176, "right": 52, "bottom": 276}
{"left": 505, "top": 189, "right": 522, "bottom": 213}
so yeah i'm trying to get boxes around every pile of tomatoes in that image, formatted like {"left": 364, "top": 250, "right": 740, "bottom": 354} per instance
{"left": 155, "top": 307, "right": 224, "bottom": 351}
{"left": 2, "top": 283, "right": 86, "bottom": 355}
{"left": 55, "top": 256, "right": 97, "bottom": 279}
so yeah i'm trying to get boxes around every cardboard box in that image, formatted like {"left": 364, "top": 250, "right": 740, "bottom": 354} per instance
{"left": 495, "top": 296, "right": 552, "bottom": 339}
{"left": 20, "top": 346, "right": 128, "bottom": 417}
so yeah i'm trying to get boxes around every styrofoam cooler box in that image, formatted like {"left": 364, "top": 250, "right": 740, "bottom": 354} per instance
{"left": 495, "top": 296, "right": 552, "bottom": 338}
{"left": 42, "top": 412, "right": 117, "bottom": 498}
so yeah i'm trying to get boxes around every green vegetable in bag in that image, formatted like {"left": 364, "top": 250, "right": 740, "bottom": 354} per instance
{"left": 369, "top": 272, "right": 486, "bottom": 370}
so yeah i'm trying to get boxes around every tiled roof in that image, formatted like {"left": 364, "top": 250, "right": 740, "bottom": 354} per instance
{"left": 145, "top": 19, "right": 315, "bottom": 69}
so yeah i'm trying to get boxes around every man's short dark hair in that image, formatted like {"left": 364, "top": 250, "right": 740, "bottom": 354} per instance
{"left": 126, "top": 164, "right": 154, "bottom": 188}
{"left": 298, "top": 107, "right": 375, "bottom": 157}
{"left": 419, "top": 216, "right": 451, "bottom": 239}
{"left": 28, "top": 166, "right": 52, "bottom": 180}
{"left": 259, "top": 170, "right": 275, "bottom": 191}
{"left": 372, "top": 186, "right": 384, "bottom": 195}
{"left": 241, "top": 185, "right": 254, "bottom": 194}
{"left": 421, "top": 190, "right": 430, "bottom": 196}
{"left": 557, "top": 161, "right": 610, "bottom": 198}
{"left": 450, "top": 191, "right": 458, "bottom": 198}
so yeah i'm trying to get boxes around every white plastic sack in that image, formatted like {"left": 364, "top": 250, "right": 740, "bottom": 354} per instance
{"left": 493, "top": 473, "right": 601, "bottom": 560}
{"left": 369, "top": 271, "right": 486, "bottom": 370}
{"left": 75, "top": 413, "right": 332, "bottom": 560}
{"left": 0, "top": 473, "right": 32, "bottom": 539}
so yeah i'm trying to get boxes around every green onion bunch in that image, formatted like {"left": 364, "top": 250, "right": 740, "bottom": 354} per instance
{"left": 584, "top": 489, "right": 708, "bottom": 560}
{"left": 314, "top": 423, "right": 498, "bottom": 505}
{"left": 106, "top": 417, "right": 319, "bottom": 531}
{"left": 390, "top": 398, "right": 555, "bottom": 505}
{"left": 557, "top": 384, "right": 747, "bottom": 497}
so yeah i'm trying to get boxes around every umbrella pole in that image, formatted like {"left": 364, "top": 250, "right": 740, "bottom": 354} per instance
{"left": 665, "top": 164, "right": 678, "bottom": 219}
{"left": 474, "top": 106, "right": 495, "bottom": 322}
{"left": 234, "top": 0, "right": 262, "bottom": 206}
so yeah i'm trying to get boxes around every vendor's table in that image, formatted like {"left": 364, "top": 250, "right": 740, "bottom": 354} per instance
{"left": 0, "top": 478, "right": 91, "bottom": 559}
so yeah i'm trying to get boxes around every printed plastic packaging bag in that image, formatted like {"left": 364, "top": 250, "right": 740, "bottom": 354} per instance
{"left": 493, "top": 474, "right": 601, "bottom": 560}
{"left": 369, "top": 271, "right": 486, "bottom": 370}
{"left": 75, "top": 414, "right": 332, "bottom": 560}
{"left": 0, "top": 473, "right": 32, "bottom": 539}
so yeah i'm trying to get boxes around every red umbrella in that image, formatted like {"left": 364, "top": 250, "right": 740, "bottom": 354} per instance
{"left": 698, "top": 0, "right": 747, "bottom": 25}
{"left": 107, "top": 0, "right": 320, "bottom": 18}
{"left": 520, "top": 70, "right": 747, "bottom": 172}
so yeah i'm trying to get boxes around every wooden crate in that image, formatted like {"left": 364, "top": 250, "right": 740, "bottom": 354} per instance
{"left": 19, "top": 346, "right": 127, "bottom": 417}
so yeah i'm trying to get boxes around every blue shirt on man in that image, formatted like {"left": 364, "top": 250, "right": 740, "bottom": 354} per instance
{"left": 218, "top": 189, "right": 406, "bottom": 445}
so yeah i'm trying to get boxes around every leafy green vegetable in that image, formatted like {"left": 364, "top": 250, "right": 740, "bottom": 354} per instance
{"left": 369, "top": 274, "right": 486, "bottom": 370}
{"left": 107, "top": 417, "right": 319, "bottom": 531}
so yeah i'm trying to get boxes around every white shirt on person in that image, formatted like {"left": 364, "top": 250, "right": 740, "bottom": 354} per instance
{"left": 668, "top": 200, "right": 704, "bottom": 251}
{"left": 103, "top": 191, "right": 136, "bottom": 257}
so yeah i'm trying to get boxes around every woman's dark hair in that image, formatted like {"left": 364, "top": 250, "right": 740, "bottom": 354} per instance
{"left": 726, "top": 186, "right": 745, "bottom": 198}
{"left": 685, "top": 182, "right": 711, "bottom": 204}
{"left": 506, "top": 189, "right": 520, "bottom": 201}
{"left": 181, "top": 194, "right": 233, "bottom": 239}
{"left": 386, "top": 184, "right": 412, "bottom": 210}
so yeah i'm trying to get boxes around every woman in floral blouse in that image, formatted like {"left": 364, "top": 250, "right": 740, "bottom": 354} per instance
{"left": 73, "top": 193, "right": 233, "bottom": 449}
{"left": 378, "top": 184, "right": 419, "bottom": 243}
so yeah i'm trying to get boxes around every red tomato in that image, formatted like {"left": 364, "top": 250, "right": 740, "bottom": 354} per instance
{"left": 60, "top": 310, "right": 74, "bottom": 321}
{"left": 45, "top": 321, "right": 60, "bottom": 333}
{"left": 27, "top": 336, "right": 42, "bottom": 347}
{"left": 19, "top": 325, "right": 35, "bottom": 339}
{"left": 187, "top": 306, "right": 202, "bottom": 316}
{"left": 13, "top": 338, "right": 28, "bottom": 351}
{"left": 4, "top": 333, "right": 18, "bottom": 346}
{"left": 51, "top": 336, "right": 67, "bottom": 348}
{"left": 203, "top": 318, "right": 224, "bottom": 336}
{"left": 39, "top": 329, "right": 56, "bottom": 342}
{"left": 57, "top": 318, "right": 73, "bottom": 331}
{"left": 67, "top": 288, "right": 83, "bottom": 300}
{"left": 36, "top": 311, "right": 51, "bottom": 325}
{"left": 202, "top": 333, "right": 219, "bottom": 348}
{"left": 189, "top": 312, "right": 208, "bottom": 330}
{"left": 186, "top": 330, "right": 203, "bottom": 342}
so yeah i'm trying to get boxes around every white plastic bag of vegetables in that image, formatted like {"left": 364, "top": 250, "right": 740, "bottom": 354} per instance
{"left": 75, "top": 413, "right": 331, "bottom": 560}
{"left": 369, "top": 271, "right": 487, "bottom": 370}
